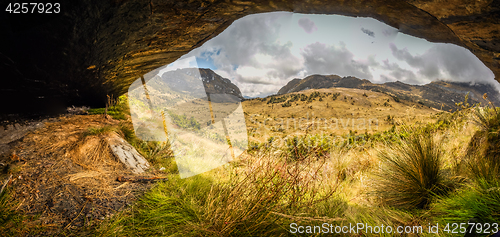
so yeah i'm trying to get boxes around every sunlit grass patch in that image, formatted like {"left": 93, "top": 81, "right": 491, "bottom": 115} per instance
{"left": 83, "top": 125, "right": 115, "bottom": 137}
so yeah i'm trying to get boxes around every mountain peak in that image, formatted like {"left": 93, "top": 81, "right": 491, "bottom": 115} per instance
{"left": 161, "top": 68, "right": 243, "bottom": 100}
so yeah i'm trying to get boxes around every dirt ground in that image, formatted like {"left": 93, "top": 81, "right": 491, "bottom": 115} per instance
{"left": 0, "top": 114, "right": 154, "bottom": 235}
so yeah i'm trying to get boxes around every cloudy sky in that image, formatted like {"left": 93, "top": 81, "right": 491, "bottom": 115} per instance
{"left": 160, "top": 12, "right": 497, "bottom": 98}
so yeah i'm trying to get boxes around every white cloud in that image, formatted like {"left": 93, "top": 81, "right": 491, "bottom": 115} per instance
{"left": 174, "top": 12, "right": 497, "bottom": 97}
{"left": 389, "top": 43, "right": 496, "bottom": 86}
{"left": 301, "top": 42, "right": 374, "bottom": 79}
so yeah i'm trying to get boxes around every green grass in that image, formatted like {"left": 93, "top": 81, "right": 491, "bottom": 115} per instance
{"left": 98, "top": 175, "right": 213, "bottom": 236}
{"left": 0, "top": 189, "right": 23, "bottom": 236}
{"left": 88, "top": 95, "right": 129, "bottom": 120}
{"left": 0, "top": 188, "right": 44, "bottom": 236}
{"left": 432, "top": 178, "right": 500, "bottom": 229}
{"left": 83, "top": 125, "right": 115, "bottom": 137}
{"left": 465, "top": 106, "right": 500, "bottom": 182}
{"left": 98, "top": 151, "right": 347, "bottom": 236}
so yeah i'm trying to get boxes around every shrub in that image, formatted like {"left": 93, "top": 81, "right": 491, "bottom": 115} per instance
{"left": 300, "top": 94, "right": 308, "bottom": 101}
{"left": 375, "top": 133, "right": 453, "bottom": 209}
{"left": 391, "top": 95, "right": 400, "bottom": 102}
{"left": 168, "top": 111, "right": 201, "bottom": 130}
{"left": 332, "top": 93, "right": 340, "bottom": 100}
{"left": 281, "top": 101, "right": 292, "bottom": 107}
{"left": 288, "top": 94, "right": 300, "bottom": 102}
{"left": 285, "top": 134, "right": 331, "bottom": 160}
{"left": 267, "top": 96, "right": 287, "bottom": 104}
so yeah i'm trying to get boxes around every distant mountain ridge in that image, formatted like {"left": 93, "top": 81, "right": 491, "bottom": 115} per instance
{"left": 161, "top": 68, "right": 244, "bottom": 100}
{"left": 277, "top": 74, "right": 500, "bottom": 111}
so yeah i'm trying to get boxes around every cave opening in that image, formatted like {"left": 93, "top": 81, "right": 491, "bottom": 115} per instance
{"left": 0, "top": 0, "right": 498, "bottom": 117}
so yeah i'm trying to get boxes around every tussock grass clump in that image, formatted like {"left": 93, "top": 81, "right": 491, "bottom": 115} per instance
{"left": 375, "top": 132, "right": 453, "bottom": 209}
{"left": 466, "top": 106, "right": 500, "bottom": 181}
{"left": 118, "top": 122, "right": 174, "bottom": 170}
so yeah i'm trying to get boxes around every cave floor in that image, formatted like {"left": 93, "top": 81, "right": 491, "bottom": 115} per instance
{"left": 0, "top": 114, "right": 156, "bottom": 235}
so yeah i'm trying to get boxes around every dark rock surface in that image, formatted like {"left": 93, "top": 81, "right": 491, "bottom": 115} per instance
{"left": 1, "top": 0, "right": 498, "bottom": 115}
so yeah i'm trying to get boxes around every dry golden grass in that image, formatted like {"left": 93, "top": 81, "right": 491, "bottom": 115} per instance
{"left": 242, "top": 88, "right": 439, "bottom": 143}
{"left": 6, "top": 115, "right": 150, "bottom": 233}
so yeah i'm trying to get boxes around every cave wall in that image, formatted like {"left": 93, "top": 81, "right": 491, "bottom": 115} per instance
{"left": 0, "top": 0, "right": 498, "bottom": 115}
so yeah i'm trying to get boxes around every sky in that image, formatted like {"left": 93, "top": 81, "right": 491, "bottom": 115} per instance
{"left": 159, "top": 12, "right": 497, "bottom": 98}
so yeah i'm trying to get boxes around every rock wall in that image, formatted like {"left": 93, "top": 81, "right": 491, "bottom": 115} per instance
{"left": 0, "top": 0, "right": 498, "bottom": 114}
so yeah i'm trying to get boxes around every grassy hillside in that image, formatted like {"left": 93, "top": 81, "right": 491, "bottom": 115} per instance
{"left": 277, "top": 74, "right": 499, "bottom": 112}
{"left": 243, "top": 88, "right": 439, "bottom": 144}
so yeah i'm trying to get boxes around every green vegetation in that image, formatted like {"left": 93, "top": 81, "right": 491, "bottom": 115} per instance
{"left": 432, "top": 178, "right": 500, "bottom": 226}
{"left": 288, "top": 94, "right": 300, "bottom": 102}
{"left": 300, "top": 94, "right": 308, "bottom": 101}
{"left": 267, "top": 95, "right": 287, "bottom": 104}
{"left": 0, "top": 189, "right": 26, "bottom": 236}
{"left": 391, "top": 95, "right": 400, "bottom": 102}
{"left": 375, "top": 132, "right": 454, "bottom": 209}
{"left": 331, "top": 92, "right": 340, "bottom": 100}
{"left": 281, "top": 101, "right": 292, "bottom": 107}
{"left": 118, "top": 122, "right": 175, "bottom": 170}
{"left": 83, "top": 125, "right": 115, "bottom": 137}
{"left": 88, "top": 95, "right": 129, "bottom": 120}
{"left": 92, "top": 92, "right": 500, "bottom": 237}
{"left": 99, "top": 153, "right": 345, "bottom": 236}
{"left": 465, "top": 106, "right": 500, "bottom": 182}
{"left": 167, "top": 111, "right": 201, "bottom": 130}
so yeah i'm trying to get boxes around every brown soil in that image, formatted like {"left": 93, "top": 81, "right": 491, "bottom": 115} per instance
{"left": 1, "top": 114, "right": 152, "bottom": 235}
